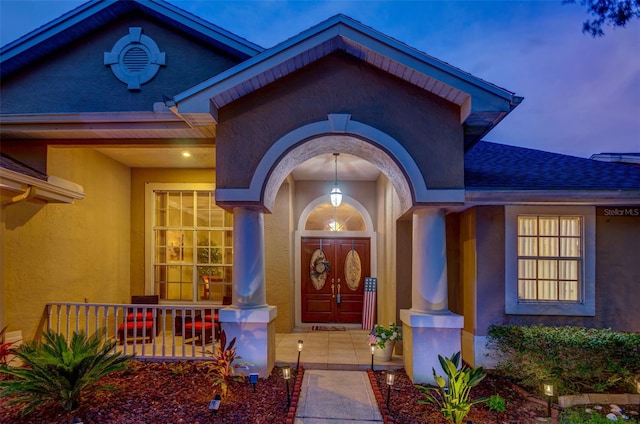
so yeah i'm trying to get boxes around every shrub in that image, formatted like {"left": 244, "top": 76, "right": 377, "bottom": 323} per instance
{"left": 486, "top": 394, "right": 507, "bottom": 423}
{"left": 487, "top": 325, "right": 640, "bottom": 395}
{"left": 0, "top": 329, "right": 134, "bottom": 415}
{"left": 207, "top": 330, "right": 250, "bottom": 398}
{"left": 417, "top": 351, "right": 487, "bottom": 424}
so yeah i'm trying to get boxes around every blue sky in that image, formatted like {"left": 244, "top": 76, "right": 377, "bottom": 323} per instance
{"left": 1, "top": 0, "right": 639, "bottom": 158}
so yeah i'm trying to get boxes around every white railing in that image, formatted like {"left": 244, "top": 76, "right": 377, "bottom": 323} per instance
{"left": 45, "top": 302, "right": 222, "bottom": 360}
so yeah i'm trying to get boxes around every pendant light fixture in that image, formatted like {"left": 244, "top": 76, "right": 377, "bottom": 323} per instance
{"left": 330, "top": 153, "right": 342, "bottom": 207}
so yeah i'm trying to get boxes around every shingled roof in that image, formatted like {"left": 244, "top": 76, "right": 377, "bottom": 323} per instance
{"left": 465, "top": 141, "right": 640, "bottom": 191}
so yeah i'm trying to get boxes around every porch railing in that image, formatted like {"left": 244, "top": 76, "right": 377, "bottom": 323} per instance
{"left": 45, "top": 302, "right": 222, "bottom": 360}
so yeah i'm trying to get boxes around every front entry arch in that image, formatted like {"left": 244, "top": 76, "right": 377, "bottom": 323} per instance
{"left": 301, "top": 237, "right": 370, "bottom": 323}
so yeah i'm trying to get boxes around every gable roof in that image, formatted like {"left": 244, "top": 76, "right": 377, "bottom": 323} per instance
{"left": 465, "top": 141, "right": 640, "bottom": 203}
{"left": 173, "top": 14, "right": 523, "bottom": 149}
{"left": 0, "top": 0, "right": 263, "bottom": 79}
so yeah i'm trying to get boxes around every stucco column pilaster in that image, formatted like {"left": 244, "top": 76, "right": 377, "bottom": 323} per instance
{"left": 411, "top": 208, "right": 449, "bottom": 314}
{"left": 232, "top": 207, "right": 267, "bottom": 308}
{"left": 401, "top": 207, "right": 463, "bottom": 385}
{"left": 219, "top": 206, "right": 277, "bottom": 378}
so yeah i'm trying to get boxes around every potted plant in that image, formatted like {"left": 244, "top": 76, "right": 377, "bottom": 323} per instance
{"left": 371, "top": 323, "right": 402, "bottom": 361}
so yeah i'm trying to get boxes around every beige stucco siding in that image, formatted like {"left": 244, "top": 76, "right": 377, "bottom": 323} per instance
{"left": 2, "top": 148, "right": 130, "bottom": 340}
{"left": 216, "top": 52, "right": 463, "bottom": 191}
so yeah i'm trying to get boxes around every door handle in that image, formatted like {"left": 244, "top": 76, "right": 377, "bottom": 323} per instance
{"left": 331, "top": 279, "right": 335, "bottom": 298}
{"left": 336, "top": 278, "right": 341, "bottom": 304}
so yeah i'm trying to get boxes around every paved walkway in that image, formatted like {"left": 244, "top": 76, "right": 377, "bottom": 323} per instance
{"left": 294, "top": 369, "right": 383, "bottom": 423}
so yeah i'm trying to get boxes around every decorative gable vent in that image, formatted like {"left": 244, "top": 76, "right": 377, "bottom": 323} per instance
{"left": 104, "top": 27, "right": 166, "bottom": 91}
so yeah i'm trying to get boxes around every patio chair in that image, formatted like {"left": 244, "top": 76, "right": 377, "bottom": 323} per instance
{"left": 118, "top": 295, "right": 160, "bottom": 344}
{"left": 181, "top": 296, "right": 231, "bottom": 345}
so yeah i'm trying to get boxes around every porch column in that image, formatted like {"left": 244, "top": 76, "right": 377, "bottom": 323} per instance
{"left": 400, "top": 208, "right": 463, "bottom": 384}
{"left": 218, "top": 206, "right": 277, "bottom": 378}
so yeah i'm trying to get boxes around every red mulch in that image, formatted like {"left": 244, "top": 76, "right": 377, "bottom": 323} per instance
{"left": 1, "top": 361, "right": 552, "bottom": 423}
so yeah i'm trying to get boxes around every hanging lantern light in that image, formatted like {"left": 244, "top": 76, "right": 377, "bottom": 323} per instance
{"left": 330, "top": 153, "right": 342, "bottom": 207}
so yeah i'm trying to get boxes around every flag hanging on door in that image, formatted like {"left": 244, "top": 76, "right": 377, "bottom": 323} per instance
{"left": 361, "top": 277, "right": 377, "bottom": 330}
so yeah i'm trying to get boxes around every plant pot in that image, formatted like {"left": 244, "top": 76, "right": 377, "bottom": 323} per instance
{"left": 374, "top": 341, "right": 395, "bottom": 361}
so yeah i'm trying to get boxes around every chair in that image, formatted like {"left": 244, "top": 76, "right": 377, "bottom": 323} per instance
{"left": 181, "top": 296, "right": 231, "bottom": 345}
{"left": 118, "top": 295, "right": 160, "bottom": 344}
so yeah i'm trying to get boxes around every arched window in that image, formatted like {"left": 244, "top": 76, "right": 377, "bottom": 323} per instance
{"left": 304, "top": 202, "right": 366, "bottom": 232}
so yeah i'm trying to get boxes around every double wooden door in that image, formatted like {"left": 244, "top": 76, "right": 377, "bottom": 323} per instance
{"left": 301, "top": 237, "right": 370, "bottom": 323}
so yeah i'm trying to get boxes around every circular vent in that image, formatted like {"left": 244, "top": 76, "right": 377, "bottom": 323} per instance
{"left": 123, "top": 47, "right": 149, "bottom": 73}
{"left": 104, "top": 27, "right": 166, "bottom": 91}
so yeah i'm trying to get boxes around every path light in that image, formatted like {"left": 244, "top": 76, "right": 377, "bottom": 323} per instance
{"left": 283, "top": 366, "right": 292, "bottom": 408}
{"left": 209, "top": 394, "right": 221, "bottom": 415}
{"left": 385, "top": 370, "right": 395, "bottom": 410}
{"left": 297, "top": 339, "right": 304, "bottom": 372}
{"left": 370, "top": 343, "right": 375, "bottom": 370}
{"left": 543, "top": 382, "right": 554, "bottom": 418}
{"left": 249, "top": 373, "right": 259, "bottom": 393}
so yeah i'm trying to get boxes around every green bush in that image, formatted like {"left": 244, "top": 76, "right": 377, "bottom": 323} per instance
{"left": 0, "top": 329, "right": 134, "bottom": 414}
{"left": 487, "top": 325, "right": 640, "bottom": 395}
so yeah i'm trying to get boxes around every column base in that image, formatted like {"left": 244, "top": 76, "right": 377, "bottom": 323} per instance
{"left": 219, "top": 305, "right": 278, "bottom": 378}
{"left": 400, "top": 309, "right": 463, "bottom": 385}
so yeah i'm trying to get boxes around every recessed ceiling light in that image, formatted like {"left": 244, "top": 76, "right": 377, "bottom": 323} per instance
{"left": 181, "top": 151, "right": 191, "bottom": 158}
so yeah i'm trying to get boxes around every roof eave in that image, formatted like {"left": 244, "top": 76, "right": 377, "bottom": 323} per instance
{"left": 465, "top": 189, "right": 640, "bottom": 206}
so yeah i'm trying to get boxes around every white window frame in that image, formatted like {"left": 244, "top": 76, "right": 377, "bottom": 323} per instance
{"left": 145, "top": 183, "right": 232, "bottom": 303}
{"left": 505, "top": 205, "right": 595, "bottom": 316}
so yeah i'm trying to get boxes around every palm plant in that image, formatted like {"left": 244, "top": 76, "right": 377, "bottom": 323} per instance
{"left": 418, "top": 351, "right": 487, "bottom": 424}
{"left": 0, "top": 329, "right": 134, "bottom": 415}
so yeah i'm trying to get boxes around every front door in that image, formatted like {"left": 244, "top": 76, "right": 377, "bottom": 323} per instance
{"left": 301, "top": 237, "right": 370, "bottom": 323}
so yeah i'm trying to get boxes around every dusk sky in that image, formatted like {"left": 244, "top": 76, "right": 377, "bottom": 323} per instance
{"left": 1, "top": 0, "right": 639, "bottom": 159}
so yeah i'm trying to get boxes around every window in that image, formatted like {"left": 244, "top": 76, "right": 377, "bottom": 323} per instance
{"left": 146, "top": 184, "right": 232, "bottom": 303}
{"left": 517, "top": 216, "right": 581, "bottom": 301}
{"left": 304, "top": 202, "right": 366, "bottom": 231}
{"left": 505, "top": 206, "right": 595, "bottom": 316}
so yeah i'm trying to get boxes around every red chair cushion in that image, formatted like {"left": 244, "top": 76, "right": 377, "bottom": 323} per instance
{"left": 120, "top": 321, "right": 154, "bottom": 330}
{"left": 185, "top": 321, "right": 214, "bottom": 331}
{"left": 126, "top": 312, "right": 154, "bottom": 320}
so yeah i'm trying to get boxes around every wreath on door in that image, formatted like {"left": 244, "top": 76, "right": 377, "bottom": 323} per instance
{"left": 310, "top": 249, "right": 331, "bottom": 290}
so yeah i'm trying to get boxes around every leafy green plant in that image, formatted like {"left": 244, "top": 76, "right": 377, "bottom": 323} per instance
{"left": 487, "top": 325, "right": 640, "bottom": 395}
{"left": 0, "top": 325, "right": 16, "bottom": 366}
{"left": 418, "top": 351, "right": 487, "bottom": 424}
{"left": 0, "top": 329, "right": 134, "bottom": 415}
{"left": 371, "top": 323, "right": 402, "bottom": 349}
{"left": 207, "top": 330, "right": 251, "bottom": 398}
{"left": 486, "top": 393, "right": 506, "bottom": 423}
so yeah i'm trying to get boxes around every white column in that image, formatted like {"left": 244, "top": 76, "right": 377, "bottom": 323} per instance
{"left": 232, "top": 207, "right": 267, "bottom": 308}
{"left": 412, "top": 208, "right": 449, "bottom": 314}
{"left": 401, "top": 207, "right": 463, "bottom": 385}
{"left": 220, "top": 206, "right": 277, "bottom": 378}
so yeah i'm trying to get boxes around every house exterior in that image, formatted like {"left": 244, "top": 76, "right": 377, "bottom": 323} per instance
{"left": 1, "top": 0, "right": 639, "bottom": 383}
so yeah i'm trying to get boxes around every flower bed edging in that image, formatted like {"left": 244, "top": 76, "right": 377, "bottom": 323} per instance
{"left": 367, "top": 369, "right": 395, "bottom": 423}
{"left": 285, "top": 366, "right": 305, "bottom": 424}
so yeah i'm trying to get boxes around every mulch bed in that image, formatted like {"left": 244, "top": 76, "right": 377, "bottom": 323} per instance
{"left": 0, "top": 361, "right": 568, "bottom": 423}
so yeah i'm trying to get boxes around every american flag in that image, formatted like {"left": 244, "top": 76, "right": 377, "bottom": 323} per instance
{"left": 361, "top": 277, "right": 377, "bottom": 330}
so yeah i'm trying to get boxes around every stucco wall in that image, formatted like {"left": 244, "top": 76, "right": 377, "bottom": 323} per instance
{"left": 1, "top": 15, "right": 240, "bottom": 113}
{"left": 470, "top": 205, "right": 640, "bottom": 335}
{"left": 216, "top": 52, "right": 463, "bottom": 191}
{"left": 3, "top": 148, "right": 131, "bottom": 340}
{"left": 265, "top": 182, "right": 293, "bottom": 333}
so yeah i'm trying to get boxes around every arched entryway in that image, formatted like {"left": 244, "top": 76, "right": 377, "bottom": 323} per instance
{"left": 295, "top": 196, "right": 376, "bottom": 326}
